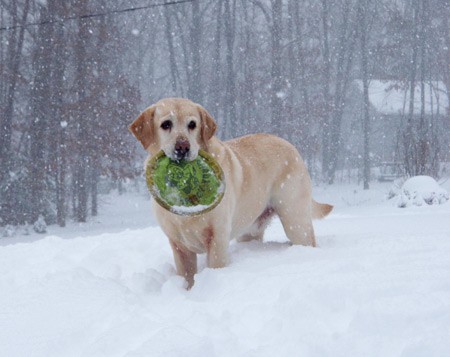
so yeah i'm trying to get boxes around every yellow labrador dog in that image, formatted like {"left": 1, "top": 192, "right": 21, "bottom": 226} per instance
{"left": 130, "top": 98, "right": 332, "bottom": 287}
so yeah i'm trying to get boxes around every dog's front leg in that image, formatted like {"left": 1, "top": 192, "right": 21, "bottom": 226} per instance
{"left": 169, "top": 240, "right": 197, "bottom": 288}
{"left": 204, "top": 226, "right": 229, "bottom": 269}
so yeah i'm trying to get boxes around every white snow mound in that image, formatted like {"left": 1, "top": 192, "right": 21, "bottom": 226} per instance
{"left": 398, "top": 175, "right": 449, "bottom": 207}
{"left": 2, "top": 184, "right": 450, "bottom": 356}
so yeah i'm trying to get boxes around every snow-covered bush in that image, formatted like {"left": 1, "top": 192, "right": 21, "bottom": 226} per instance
{"left": 397, "top": 176, "right": 449, "bottom": 208}
{"left": 1, "top": 225, "right": 16, "bottom": 238}
{"left": 33, "top": 215, "right": 47, "bottom": 234}
{"left": 387, "top": 178, "right": 406, "bottom": 199}
{"left": 22, "top": 223, "right": 31, "bottom": 236}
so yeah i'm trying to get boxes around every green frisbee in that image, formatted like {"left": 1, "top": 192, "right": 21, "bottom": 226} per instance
{"left": 146, "top": 150, "right": 225, "bottom": 216}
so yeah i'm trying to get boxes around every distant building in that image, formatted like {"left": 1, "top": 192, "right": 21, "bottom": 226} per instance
{"left": 342, "top": 80, "right": 449, "bottom": 169}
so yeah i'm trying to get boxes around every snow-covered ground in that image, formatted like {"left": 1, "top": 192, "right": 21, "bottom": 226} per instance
{"left": 1, "top": 181, "right": 450, "bottom": 357}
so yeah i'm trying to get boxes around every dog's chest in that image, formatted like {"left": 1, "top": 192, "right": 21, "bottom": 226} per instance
{"left": 176, "top": 221, "right": 212, "bottom": 253}
{"left": 155, "top": 207, "right": 212, "bottom": 253}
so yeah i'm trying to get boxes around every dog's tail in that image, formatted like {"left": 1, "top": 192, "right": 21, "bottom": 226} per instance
{"left": 312, "top": 199, "right": 333, "bottom": 219}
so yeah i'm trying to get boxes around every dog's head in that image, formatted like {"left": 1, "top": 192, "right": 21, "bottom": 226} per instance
{"left": 129, "top": 98, "right": 217, "bottom": 161}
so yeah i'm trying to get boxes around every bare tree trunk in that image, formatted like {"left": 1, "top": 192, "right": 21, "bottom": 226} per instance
{"left": 74, "top": 0, "right": 90, "bottom": 223}
{"left": 0, "top": 0, "right": 29, "bottom": 225}
{"left": 0, "top": 0, "right": 29, "bottom": 178}
{"left": 440, "top": 3, "right": 450, "bottom": 116}
{"left": 404, "top": 0, "right": 420, "bottom": 176}
{"left": 270, "top": 0, "right": 283, "bottom": 131}
{"left": 321, "top": 0, "right": 332, "bottom": 180}
{"left": 173, "top": 11, "right": 192, "bottom": 98}
{"left": 56, "top": 125, "right": 67, "bottom": 227}
{"left": 91, "top": 167, "right": 98, "bottom": 216}
{"left": 286, "top": 0, "right": 297, "bottom": 143}
{"left": 358, "top": 0, "right": 370, "bottom": 190}
{"left": 326, "top": 0, "right": 357, "bottom": 184}
{"left": 206, "top": 1, "right": 223, "bottom": 123}
{"left": 189, "top": 0, "right": 202, "bottom": 103}
{"left": 417, "top": 0, "right": 431, "bottom": 175}
{"left": 291, "top": 0, "right": 314, "bottom": 171}
{"left": 241, "top": 1, "right": 256, "bottom": 133}
{"left": 223, "top": 0, "right": 237, "bottom": 138}
{"left": 164, "top": 9, "right": 181, "bottom": 94}
{"left": 28, "top": 3, "right": 54, "bottom": 224}
{"left": 52, "top": 2, "right": 68, "bottom": 227}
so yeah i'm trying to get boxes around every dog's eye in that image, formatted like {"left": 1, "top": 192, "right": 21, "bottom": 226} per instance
{"left": 188, "top": 121, "right": 196, "bottom": 130}
{"left": 161, "top": 120, "right": 172, "bottom": 130}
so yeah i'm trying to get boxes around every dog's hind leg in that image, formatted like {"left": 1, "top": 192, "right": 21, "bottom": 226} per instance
{"left": 237, "top": 207, "right": 276, "bottom": 243}
{"left": 276, "top": 203, "right": 316, "bottom": 247}
{"left": 237, "top": 232, "right": 264, "bottom": 243}
{"left": 272, "top": 181, "right": 316, "bottom": 247}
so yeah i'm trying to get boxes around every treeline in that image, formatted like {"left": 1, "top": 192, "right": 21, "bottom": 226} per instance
{"left": 1, "top": 0, "right": 140, "bottom": 228}
{"left": 124, "top": 0, "right": 449, "bottom": 186}
{"left": 1, "top": 0, "right": 450, "bottom": 228}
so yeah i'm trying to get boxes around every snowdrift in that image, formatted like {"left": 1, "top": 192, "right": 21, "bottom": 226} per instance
{"left": 397, "top": 175, "right": 449, "bottom": 207}
{"left": 1, "top": 186, "right": 450, "bottom": 356}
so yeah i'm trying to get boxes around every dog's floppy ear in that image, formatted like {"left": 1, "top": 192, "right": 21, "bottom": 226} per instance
{"left": 198, "top": 105, "right": 217, "bottom": 144}
{"left": 129, "top": 106, "right": 156, "bottom": 149}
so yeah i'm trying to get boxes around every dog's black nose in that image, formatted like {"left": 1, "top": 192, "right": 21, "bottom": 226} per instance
{"left": 174, "top": 139, "right": 190, "bottom": 159}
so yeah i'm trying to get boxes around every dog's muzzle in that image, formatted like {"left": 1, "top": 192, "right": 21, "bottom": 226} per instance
{"left": 174, "top": 139, "right": 190, "bottom": 160}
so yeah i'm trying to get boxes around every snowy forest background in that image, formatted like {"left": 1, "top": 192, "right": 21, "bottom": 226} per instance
{"left": 1, "top": 0, "right": 449, "bottom": 229}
